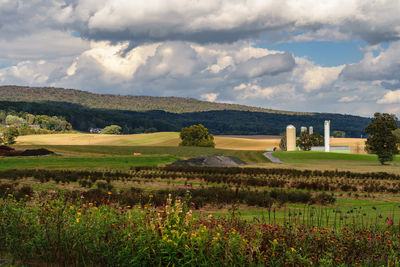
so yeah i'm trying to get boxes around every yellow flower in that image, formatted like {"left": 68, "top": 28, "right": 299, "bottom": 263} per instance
{"left": 77, "top": 212, "right": 82, "bottom": 216}
{"left": 149, "top": 194, "right": 153, "bottom": 198}
{"left": 89, "top": 203, "right": 93, "bottom": 206}
{"left": 273, "top": 239, "right": 278, "bottom": 244}
{"left": 76, "top": 218, "right": 80, "bottom": 223}
{"left": 291, "top": 248, "right": 296, "bottom": 252}
{"left": 108, "top": 192, "right": 112, "bottom": 195}
{"left": 7, "top": 194, "right": 12, "bottom": 197}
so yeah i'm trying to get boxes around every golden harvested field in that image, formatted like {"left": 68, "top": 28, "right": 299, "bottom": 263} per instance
{"left": 16, "top": 133, "right": 366, "bottom": 152}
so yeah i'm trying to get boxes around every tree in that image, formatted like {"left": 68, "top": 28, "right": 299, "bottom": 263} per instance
{"left": 310, "top": 133, "right": 324, "bottom": 146}
{"left": 393, "top": 129, "right": 400, "bottom": 145}
{"left": 2, "top": 126, "right": 19, "bottom": 145}
{"left": 297, "top": 131, "right": 313, "bottom": 151}
{"left": 279, "top": 134, "right": 287, "bottom": 151}
{"left": 101, "top": 125, "right": 122, "bottom": 134}
{"left": 365, "top": 113, "right": 399, "bottom": 165}
{"left": 179, "top": 124, "right": 215, "bottom": 147}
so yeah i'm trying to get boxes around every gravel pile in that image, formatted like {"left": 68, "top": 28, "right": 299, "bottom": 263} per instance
{"left": 170, "top": 156, "right": 246, "bottom": 167}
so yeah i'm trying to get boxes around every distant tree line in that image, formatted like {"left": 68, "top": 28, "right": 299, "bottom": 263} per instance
{"left": 0, "top": 108, "right": 72, "bottom": 136}
{"left": 0, "top": 101, "right": 375, "bottom": 137}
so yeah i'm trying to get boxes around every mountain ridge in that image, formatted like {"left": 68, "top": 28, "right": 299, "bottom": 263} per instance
{"left": 0, "top": 85, "right": 312, "bottom": 115}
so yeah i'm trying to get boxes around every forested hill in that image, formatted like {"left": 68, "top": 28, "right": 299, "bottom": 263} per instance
{"left": 0, "top": 100, "right": 371, "bottom": 137}
{"left": 0, "top": 86, "right": 308, "bottom": 115}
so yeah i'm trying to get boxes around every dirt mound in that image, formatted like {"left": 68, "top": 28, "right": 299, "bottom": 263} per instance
{"left": 0, "top": 146, "right": 54, "bottom": 157}
{"left": 170, "top": 156, "right": 247, "bottom": 167}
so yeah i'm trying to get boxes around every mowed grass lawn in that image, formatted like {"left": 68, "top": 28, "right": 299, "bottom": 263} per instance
{"left": 13, "top": 145, "right": 270, "bottom": 164}
{"left": 272, "top": 151, "right": 400, "bottom": 174}
{"left": 0, "top": 155, "right": 178, "bottom": 170}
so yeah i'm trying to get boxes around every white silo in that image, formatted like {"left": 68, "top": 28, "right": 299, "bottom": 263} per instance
{"left": 309, "top": 126, "right": 313, "bottom": 135}
{"left": 301, "top": 126, "right": 307, "bottom": 133}
{"left": 286, "top": 125, "right": 296, "bottom": 151}
{"left": 324, "top": 120, "right": 330, "bottom": 152}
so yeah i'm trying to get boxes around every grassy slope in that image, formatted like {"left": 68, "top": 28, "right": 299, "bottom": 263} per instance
{"left": 0, "top": 155, "right": 178, "bottom": 170}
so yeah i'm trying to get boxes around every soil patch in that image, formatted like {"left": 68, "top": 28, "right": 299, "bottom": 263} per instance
{"left": 170, "top": 156, "right": 247, "bottom": 167}
{"left": 0, "top": 146, "right": 54, "bottom": 157}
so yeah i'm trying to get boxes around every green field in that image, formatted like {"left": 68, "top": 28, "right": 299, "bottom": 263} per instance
{"left": 272, "top": 151, "right": 392, "bottom": 162}
{"left": 271, "top": 151, "right": 400, "bottom": 174}
{"left": 0, "top": 155, "right": 178, "bottom": 170}
{"left": 14, "top": 145, "right": 270, "bottom": 164}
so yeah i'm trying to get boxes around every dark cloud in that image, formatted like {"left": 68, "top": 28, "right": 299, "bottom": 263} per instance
{"left": 234, "top": 52, "right": 295, "bottom": 78}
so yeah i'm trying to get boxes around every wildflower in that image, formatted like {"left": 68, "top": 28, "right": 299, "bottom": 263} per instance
{"left": 76, "top": 218, "right": 80, "bottom": 223}
{"left": 89, "top": 203, "right": 93, "bottom": 206}
{"left": 388, "top": 215, "right": 393, "bottom": 227}
{"left": 291, "top": 248, "right": 296, "bottom": 252}
{"left": 149, "top": 194, "right": 153, "bottom": 198}
{"left": 108, "top": 192, "right": 112, "bottom": 195}
{"left": 7, "top": 194, "right": 12, "bottom": 197}
{"left": 273, "top": 239, "right": 278, "bottom": 244}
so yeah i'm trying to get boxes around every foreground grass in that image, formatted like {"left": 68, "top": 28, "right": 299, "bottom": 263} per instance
{"left": 0, "top": 155, "right": 178, "bottom": 170}
{"left": 14, "top": 145, "right": 270, "bottom": 164}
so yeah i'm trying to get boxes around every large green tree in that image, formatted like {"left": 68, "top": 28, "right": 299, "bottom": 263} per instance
{"left": 101, "top": 125, "right": 122, "bottom": 134}
{"left": 179, "top": 124, "right": 215, "bottom": 147}
{"left": 1, "top": 126, "right": 19, "bottom": 145}
{"left": 365, "top": 113, "right": 399, "bottom": 165}
{"left": 297, "top": 131, "right": 313, "bottom": 151}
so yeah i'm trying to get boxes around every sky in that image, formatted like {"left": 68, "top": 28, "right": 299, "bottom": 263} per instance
{"left": 1, "top": 1, "right": 400, "bottom": 117}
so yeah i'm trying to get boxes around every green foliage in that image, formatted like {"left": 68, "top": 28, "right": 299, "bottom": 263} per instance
{"left": 101, "top": 125, "right": 122, "bottom": 134}
{"left": 5, "top": 115, "right": 26, "bottom": 126}
{"left": 0, "top": 109, "right": 72, "bottom": 135}
{"left": 179, "top": 124, "right": 215, "bottom": 147}
{"left": 1, "top": 126, "right": 19, "bottom": 145}
{"left": 365, "top": 112, "right": 399, "bottom": 165}
{"left": 310, "top": 133, "right": 324, "bottom": 146}
{"left": 297, "top": 131, "right": 313, "bottom": 151}
{"left": 279, "top": 134, "right": 287, "bottom": 151}
{"left": 393, "top": 129, "right": 400, "bottom": 145}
